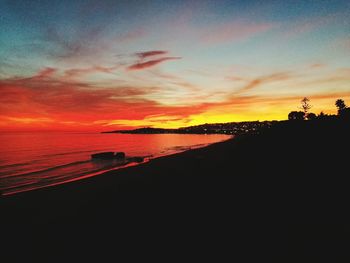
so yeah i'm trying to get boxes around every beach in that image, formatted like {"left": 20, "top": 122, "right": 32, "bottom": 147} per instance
{"left": 0, "top": 132, "right": 230, "bottom": 195}
{"left": 2, "top": 1, "right": 350, "bottom": 261}
{"left": 2, "top": 120, "right": 350, "bottom": 261}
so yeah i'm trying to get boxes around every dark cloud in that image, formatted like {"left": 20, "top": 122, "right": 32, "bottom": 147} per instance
{"left": 127, "top": 57, "right": 181, "bottom": 71}
{"left": 136, "top": 50, "right": 168, "bottom": 59}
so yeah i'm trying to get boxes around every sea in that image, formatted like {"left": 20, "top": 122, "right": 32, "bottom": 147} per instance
{"left": 0, "top": 132, "right": 231, "bottom": 195}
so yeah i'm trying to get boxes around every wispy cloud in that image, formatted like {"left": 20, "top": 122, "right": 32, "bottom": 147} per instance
{"left": 136, "top": 50, "right": 168, "bottom": 59}
{"left": 127, "top": 57, "right": 181, "bottom": 71}
{"left": 44, "top": 27, "right": 107, "bottom": 61}
{"left": 2, "top": 66, "right": 350, "bottom": 130}
{"left": 32, "top": 67, "right": 57, "bottom": 79}
{"left": 5, "top": 117, "right": 54, "bottom": 124}
{"left": 231, "top": 72, "right": 293, "bottom": 95}
{"left": 0, "top": 69, "right": 207, "bottom": 129}
{"left": 309, "top": 63, "right": 326, "bottom": 69}
{"left": 64, "top": 65, "right": 120, "bottom": 78}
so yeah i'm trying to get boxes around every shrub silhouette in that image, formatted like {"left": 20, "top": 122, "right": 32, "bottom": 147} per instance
{"left": 288, "top": 111, "right": 305, "bottom": 121}
{"left": 307, "top": 113, "right": 316, "bottom": 120}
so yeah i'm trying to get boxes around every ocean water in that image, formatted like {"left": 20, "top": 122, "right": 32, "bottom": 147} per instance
{"left": 0, "top": 132, "right": 231, "bottom": 195}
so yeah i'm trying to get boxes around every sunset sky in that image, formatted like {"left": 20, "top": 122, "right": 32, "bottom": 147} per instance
{"left": 1, "top": 0, "right": 350, "bottom": 131}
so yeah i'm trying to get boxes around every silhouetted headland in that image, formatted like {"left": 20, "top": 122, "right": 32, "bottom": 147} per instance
{"left": 102, "top": 120, "right": 274, "bottom": 135}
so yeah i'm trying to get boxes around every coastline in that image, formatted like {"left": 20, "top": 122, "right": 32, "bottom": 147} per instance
{"left": 2, "top": 120, "right": 350, "bottom": 261}
{"left": 1, "top": 135, "right": 233, "bottom": 196}
{"left": 1, "top": 135, "right": 234, "bottom": 199}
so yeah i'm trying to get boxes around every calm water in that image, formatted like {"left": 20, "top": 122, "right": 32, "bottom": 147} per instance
{"left": 0, "top": 132, "right": 231, "bottom": 195}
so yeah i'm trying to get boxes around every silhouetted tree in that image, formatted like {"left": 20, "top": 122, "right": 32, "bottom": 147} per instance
{"left": 335, "top": 99, "right": 350, "bottom": 121}
{"left": 335, "top": 99, "right": 347, "bottom": 115}
{"left": 288, "top": 111, "right": 305, "bottom": 121}
{"left": 335, "top": 99, "right": 346, "bottom": 114}
{"left": 307, "top": 113, "right": 316, "bottom": 120}
{"left": 300, "top": 97, "right": 312, "bottom": 118}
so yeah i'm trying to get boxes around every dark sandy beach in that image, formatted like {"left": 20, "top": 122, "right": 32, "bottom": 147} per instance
{"left": 2, "top": 120, "right": 350, "bottom": 261}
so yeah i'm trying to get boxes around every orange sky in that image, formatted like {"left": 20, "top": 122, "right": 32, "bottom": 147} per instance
{"left": 1, "top": 1, "right": 350, "bottom": 131}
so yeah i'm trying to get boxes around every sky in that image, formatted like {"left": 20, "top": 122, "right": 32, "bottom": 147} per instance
{"left": 0, "top": 0, "right": 350, "bottom": 131}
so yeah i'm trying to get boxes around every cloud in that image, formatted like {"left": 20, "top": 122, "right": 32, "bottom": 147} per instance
{"left": 42, "top": 25, "right": 123, "bottom": 64}
{"left": 232, "top": 72, "right": 293, "bottom": 95}
{"left": 0, "top": 72, "right": 161, "bottom": 120}
{"left": 103, "top": 114, "right": 192, "bottom": 128}
{"left": 64, "top": 65, "right": 120, "bottom": 78}
{"left": 0, "top": 69, "right": 208, "bottom": 130}
{"left": 5, "top": 117, "right": 53, "bottom": 124}
{"left": 309, "top": 63, "right": 326, "bottom": 69}
{"left": 127, "top": 57, "right": 181, "bottom": 71}
{"left": 44, "top": 27, "right": 97, "bottom": 59}
{"left": 3, "top": 64, "right": 350, "bottom": 131}
{"left": 136, "top": 50, "right": 168, "bottom": 59}
{"left": 32, "top": 67, "right": 57, "bottom": 79}
{"left": 127, "top": 50, "right": 181, "bottom": 71}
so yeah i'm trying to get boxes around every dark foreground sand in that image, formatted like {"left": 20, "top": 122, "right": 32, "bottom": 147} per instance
{"left": 2, "top": 120, "right": 350, "bottom": 261}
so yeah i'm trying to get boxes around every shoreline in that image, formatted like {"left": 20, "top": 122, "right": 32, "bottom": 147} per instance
{"left": 1, "top": 135, "right": 234, "bottom": 199}
{"left": 1, "top": 135, "right": 233, "bottom": 196}
{"left": 2, "top": 120, "right": 350, "bottom": 261}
